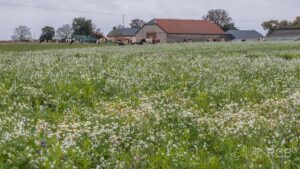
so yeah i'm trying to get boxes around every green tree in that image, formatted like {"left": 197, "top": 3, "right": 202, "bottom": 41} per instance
{"left": 72, "top": 17, "right": 95, "bottom": 36}
{"left": 203, "top": 9, "right": 237, "bottom": 31}
{"left": 279, "top": 20, "right": 291, "bottom": 29}
{"left": 292, "top": 16, "right": 300, "bottom": 28}
{"left": 262, "top": 16, "right": 300, "bottom": 35}
{"left": 261, "top": 20, "right": 280, "bottom": 35}
{"left": 40, "top": 26, "right": 55, "bottom": 41}
{"left": 130, "top": 19, "right": 145, "bottom": 28}
{"left": 11, "top": 25, "right": 32, "bottom": 41}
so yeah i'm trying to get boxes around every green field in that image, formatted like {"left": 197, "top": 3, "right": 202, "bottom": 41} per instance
{"left": 0, "top": 42, "right": 300, "bottom": 168}
{"left": 0, "top": 43, "right": 106, "bottom": 52}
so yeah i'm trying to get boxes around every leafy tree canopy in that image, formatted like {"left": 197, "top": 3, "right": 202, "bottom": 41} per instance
{"left": 262, "top": 16, "right": 300, "bottom": 35}
{"left": 40, "top": 26, "right": 55, "bottom": 41}
{"left": 203, "top": 9, "right": 237, "bottom": 31}
{"left": 130, "top": 19, "right": 145, "bottom": 28}
{"left": 72, "top": 17, "right": 95, "bottom": 36}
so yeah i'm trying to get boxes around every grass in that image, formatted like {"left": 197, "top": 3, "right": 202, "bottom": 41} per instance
{"left": 0, "top": 42, "right": 300, "bottom": 168}
{"left": 0, "top": 42, "right": 110, "bottom": 52}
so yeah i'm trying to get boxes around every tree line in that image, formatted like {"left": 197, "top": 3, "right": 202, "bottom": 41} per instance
{"left": 262, "top": 17, "right": 300, "bottom": 35}
{"left": 39, "top": 17, "right": 104, "bottom": 42}
{"left": 11, "top": 17, "right": 147, "bottom": 41}
{"left": 11, "top": 17, "right": 104, "bottom": 41}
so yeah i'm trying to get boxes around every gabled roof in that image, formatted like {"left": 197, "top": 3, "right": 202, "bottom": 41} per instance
{"left": 145, "top": 19, "right": 224, "bottom": 34}
{"left": 268, "top": 29, "right": 300, "bottom": 37}
{"left": 225, "top": 30, "right": 264, "bottom": 39}
{"left": 107, "top": 28, "right": 140, "bottom": 37}
{"left": 145, "top": 19, "right": 156, "bottom": 25}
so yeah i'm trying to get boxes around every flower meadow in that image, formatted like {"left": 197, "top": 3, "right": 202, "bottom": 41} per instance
{"left": 0, "top": 42, "right": 300, "bottom": 168}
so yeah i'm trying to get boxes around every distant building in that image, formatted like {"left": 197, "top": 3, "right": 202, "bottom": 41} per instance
{"left": 107, "top": 27, "right": 140, "bottom": 43}
{"left": 224, "top": 30, "right": 264, "bottom": 41}
{"left": 267, "top": 29, "right": 300, "bottom": 41}
{"left": 72, "top": 35, "right": 97, "bottom": 43}
{"left": 136, "top": 19, "right": 224, "bottom": 43}
{"left": 52, "top": 36, "right": 64, "bottom": 42}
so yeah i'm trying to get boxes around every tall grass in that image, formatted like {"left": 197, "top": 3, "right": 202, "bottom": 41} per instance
{"left": 0, "top": 42, "right": 300, "bottom": 168}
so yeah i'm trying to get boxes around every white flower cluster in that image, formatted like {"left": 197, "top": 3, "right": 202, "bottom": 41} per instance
{"left": 0, "top": 42, "right": 300, "bottom": 168}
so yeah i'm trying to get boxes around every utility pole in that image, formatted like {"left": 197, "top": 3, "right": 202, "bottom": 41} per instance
{"left": 122, "top": 14, "right": 125, "bottom": 28}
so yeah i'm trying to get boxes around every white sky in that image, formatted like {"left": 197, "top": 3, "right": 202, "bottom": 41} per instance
{"left": 0, "top": 0, "right": 299, "bottom": 40}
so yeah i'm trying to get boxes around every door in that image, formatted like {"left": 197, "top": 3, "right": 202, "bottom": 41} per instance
{"left": 146, "top": 32, "right": 157, "bottom": 40}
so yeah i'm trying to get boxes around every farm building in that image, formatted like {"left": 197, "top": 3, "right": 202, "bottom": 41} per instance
{"left": 136, "top": 19, "right": 224, "bottom": 43}
{"left": 52, "top": 36, "right": 64, "bottom": 43}
{"left": 107, "top": 27, "right": 140, "bottom": 43}
{"left": 73, "top": 35, "right": 97, "bottom": 43}
{"left": 267, "top": 28, "right": 300, "bottom": 41}
{"left": 224, "top": 30, "right": 264, "bottom": 41}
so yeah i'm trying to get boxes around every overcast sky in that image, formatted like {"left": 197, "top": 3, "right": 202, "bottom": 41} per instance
{"left": 0, "top": 0, "right": 299, "bottom": 40}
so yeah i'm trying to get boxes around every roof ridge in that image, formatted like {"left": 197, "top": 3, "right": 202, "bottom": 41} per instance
{"left": 227, "top": 30, "right": 258, "bottom": 32}
{"left": 154, "top": 18, "right": 211, "bottom": 22}
{"left": 277, "top": 28, "right": 300, "bottom": 30}
{"left": 149, "top": 18, "right": 224, "bottom": 34}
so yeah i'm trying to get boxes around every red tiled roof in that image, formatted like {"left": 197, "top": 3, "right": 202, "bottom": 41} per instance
{"left": 151, "top": 19, "right": 224, "bottom": 34}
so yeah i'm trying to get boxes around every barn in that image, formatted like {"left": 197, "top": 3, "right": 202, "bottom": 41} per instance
{"left": 224, "top": 30, "right": 264, "bottom": 41}
{"left": 267, "top": 28, "right": 300, "bottom": 41}
{"left": 107, "top": 27, "right": 140, "bottom": 43}
{"left": 136, "top": 19, "right": 224, "bottom": 43}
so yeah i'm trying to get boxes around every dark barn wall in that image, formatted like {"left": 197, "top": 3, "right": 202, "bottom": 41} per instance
{"left": 167, "top": 34, "right": 223, "bottom": 43}
{"left": 221, "top": 34, "right": 235, "bottom": 41}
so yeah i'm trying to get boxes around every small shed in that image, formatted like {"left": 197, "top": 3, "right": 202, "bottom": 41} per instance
{"left": 224, "top": 30, "right": 264, "bottom": 41}
{"left": 72, "top": 35, "right": 97, "bottom": 43}
{"left": 107, "top": 28, "right": 140, "bottom": 43}
{"left": 267, "top": 29, "right": 300, "bottom": 41}
{"left": 52, "top": 36, "right": 64, "bottom": 43}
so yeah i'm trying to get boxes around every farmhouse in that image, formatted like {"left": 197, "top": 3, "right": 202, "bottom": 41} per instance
{"left": 267, "top": 28, "right": 300, "bottom": 41}
{"left": 224, "top": 30, "right": 264, "bottom": 41}
{"left": 136, "top": 19, "right": 224, "bottom": 43}
{"left": 107, "top": 27, "right": 140, "bottom": 43}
